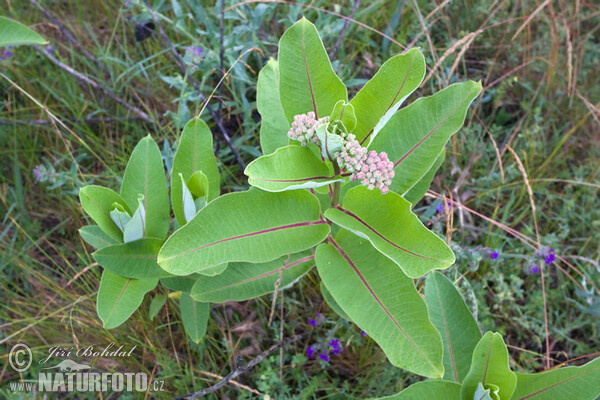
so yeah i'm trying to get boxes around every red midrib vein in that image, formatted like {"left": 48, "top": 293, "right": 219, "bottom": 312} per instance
{"left": 302, "top": 28, "right": 318, "bottom": 117}
{"left": 334, "top": 206, "right": 444, "bottom": 262}
{"left": 109, "top": 279, "right": 132, "bottom": 320}
{"left": 482, "top": 337, "right": 494, "bottom": 385}
{"left": 393, "top": 93, "right": 473, "bottom": 168}
{"left": 361, "top": 54, "right": 415, "bottom": 146}
{"left": 518, "top": 371, "right": 593, "bottom": 399}
{"left": 165, "top": 220, "right": 326, "bottom": 260}
{"left": 329, "top": 238, "right": 439, "bottom": 373}
{"left": 202, "top": 255, "right": 315, "bottom": 294}
{"left": 254, "top": 175, "right": 339, "bottom": 183}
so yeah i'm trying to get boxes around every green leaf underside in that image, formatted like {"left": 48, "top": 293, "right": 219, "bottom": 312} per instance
{"left": 376, "top": 380, "right": 462, "bottom": 399}
{"left": 158, "top": 188, "right": 329, "bottom": 275}
{"left": 180, "top": 292, "right": 210, "bottom": 343}
{"left": 461, "top": 332, "right": 517, "bottom": 400}
{"left": 425, "top": 271, "right": 482, "bottom": 383}
{"left": 245, "top": 145, "right": 342, "bottom": 192}
{"left": 79, "top": 225, "right": 119, "bottom": 250}
{"left": 404, "top": 149, "right": 445, "bottom": 206}
{"left": 278, "top": 18, "right": 347, "bottom": 121}
{"left": 161, "top": 275, "right": 200, "bottom": 292}
{"left": 79, "top": 186, "right": 130, "bottom": 242}
{"left": 350, "top": 48, "right": 426, "bottom": 145}
{"left": 316, "top": 230, "right": 443, "bottom": 378}
{"left": 93, "top": 238, "right": 170, "bottom": 279}
{"left": 0, "top": 16, "right": 48, "bottom": 46}
{"left": 511, "top": 358, "right": 600, "bottom": 400}
{"left": 258, "top": 58, "right": 290, "bottom": 155}
{"left": 97, "top": 270, "right": 157, "bottom": 329}
{"left": 324, "top": 186, "right": 454, "bottom": 278}
{"left": 370, "top": 81, "right": 482, "bottom": 195}
{"left": 120, "top": 135, "right": 169, "bottom": 240}
{"left": 319, "top": 281, "right": 351, "bottom": 321}
{"left": 192, "top": 252, "right": 313, "bottom": 303}
{"left": 172, "top": 118, "right": 220, "bottom": 227}
{"left": 149, "top": 293, "right": 167, "bottom": 320}
{"left": 330, "top": 100, "right": 357, "bottom": 132}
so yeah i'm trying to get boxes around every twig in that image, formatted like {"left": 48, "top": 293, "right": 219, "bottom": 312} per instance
{"left": 29, "top": 0, "right": 109, "bottom": 74}
{"left": 33, "top": 46, "right": 155, "bottom": 124}
{"left": 329, "top": 0, "right": 361, "bottom": 60}
{"left": 142, "top": 0, "right": 246, "bottom": 169}
{"left": 173, "top": 333, "right": 307, "bottom": 399}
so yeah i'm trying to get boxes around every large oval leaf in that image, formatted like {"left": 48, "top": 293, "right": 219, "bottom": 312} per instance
{"left": 171, "top": 118, "right": 220, "bottom": 227}
{"left": 350, "top": 48, "right": 426, "bottom": 145}
{"left": 79, "top": 185, "right": 130, "bottom": 242}
{"left": 79, "top": 225, "right": 119, "bottom": 250}
{"left": 376, "top": 380, "right": 462, "bottom": 400}
{"left": 278, "top": 18, "right": 347, "bottom": 120}
{"left": 0, "top": 16, "right": 47, "bottom": 47}
{"left": 403, "top": 149, "right": 445, "bottom": 207}
{"left": 324, "top": 186, "right": 454, "bottom": 278}
{"left": 316, "top": 230, "right": 443, "bottom": 378}
{"left": 97, "top": 270, "right": 157, "bottom": 329}
{"left": 370, "top": 80, "right": 482, "bottom": 195}
{"left": 191, "top": 252, "right": 314, "bottom": 303}
{"left": 425, "top": 271, "right": 482, "bottom": 383}
{"left": 93, "top": 238, "right": 170, "bottom": 279}
{"left": 258, "top": 58, "right": 290, "bottom": 155}
{"left": 180, "top": 292, "right": 210, "bottom": 343}
{"left": 511, "top": 358, "right": 600, "bottom": 400}
{"left": 245, "top": 145, "right": 342, "bottom": 192}
{"left": 120, "top": 135, "right": 169, "bottom": 240}
{"left": 158, "top": 188, "right": 329, "bottom": 275}
{"left": 461, "top": 332, "right": 517, "bottom": 400}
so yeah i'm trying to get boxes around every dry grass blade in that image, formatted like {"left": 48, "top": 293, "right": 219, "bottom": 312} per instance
{"left": 511, "top": 0, "right": 552, "bottom": 41}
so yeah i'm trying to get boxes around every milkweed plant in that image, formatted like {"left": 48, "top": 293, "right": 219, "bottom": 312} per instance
{"left": 77, "top": 18, "right": 600, "bottom": 399}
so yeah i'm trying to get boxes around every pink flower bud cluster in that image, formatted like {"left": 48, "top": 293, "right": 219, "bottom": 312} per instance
{"left": 287, "top": 112, "right": 329, "bottom": 146}
{"left": 336, "top": 134, "right": 395, "bottom": 194}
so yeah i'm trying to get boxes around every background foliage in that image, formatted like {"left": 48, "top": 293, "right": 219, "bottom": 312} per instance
{"left": 1, "top": 0, "right": 598, "bottom": 398}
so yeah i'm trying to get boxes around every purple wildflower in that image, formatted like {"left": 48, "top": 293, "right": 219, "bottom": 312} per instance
{"left": 308, "top": 312, "right": 324, "bottom": 328}
{"left": 436, "top": 201, "right": 452, "bottom": 213}
{"left": 306, "top": 346, "right": 315, "bottom": 358}
{"left": 183, "top": 45, "right": 204, "bottom": 71}
{"left": 45, "top": 43, "right": 55, "bottom": 54}
{"left": 490, "top": 251, "right": 499, "bottom": 260}
{"left": 308, "top": 318, "right": 317, "bottom": 328}
{"left": 33, "top": 164, "right": 45, "bottom": 183}
{"left": 544, "top": 248, "right": 555, "bottom": 265}
{"left": 319, "top": 353, "right": 329, "bottom": 362}
{"left": 528, "top": 263, "right": 540, "bottom": 274}
{"left": 329, "top": 339, "right": 342, "bottom": 355}
{"left": 361, "top": 331, "right": 367, "bottom": 337}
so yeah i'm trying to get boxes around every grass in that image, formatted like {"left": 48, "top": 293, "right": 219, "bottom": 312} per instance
{"left": 1, "top": 0, "right": 599, "bottom": 398}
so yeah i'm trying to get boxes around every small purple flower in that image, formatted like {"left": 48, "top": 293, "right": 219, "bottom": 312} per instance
{"left": 33, "top": 164, "right": 45, "bottom": 183}
{"left": 183, "top": 45, "right": 204, "bottom": 71}
{"left": 436, "top": 201, "right": 452, "bottom": 213}
{"left": 361, "top": 331, "right": 367, "bottom": 337}
{"left": 528, "top": 263, "right": 540, "bottom": 274}
{"left": 306, "top": 346, "right": 315, "bottom": 358}
{"left": 536, "top": 246, "right": 556, "bottom": 266}
{"left": 319, "top": 353, "right": 329, "bottom": 362}
{"left": 544, "top": 248, "right": 555, "bottom": 265}
{"left": 308, "top": 318, "right": 317, "bottom": 328}
{"left": 5, "top": 50, "right": 12, "bottom": 57}
{"left": 490, "top": 251, "right": 499, "bottom": 260}
{"left": 45, "top": 43, "right": 55, "bottom": 54}
{"left": 308, "top": 312, "right": 324, "bottom": 328}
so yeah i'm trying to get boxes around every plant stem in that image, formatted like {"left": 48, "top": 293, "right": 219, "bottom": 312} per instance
{"left": 332, "top": 163, "right": 341, "bottom": 206}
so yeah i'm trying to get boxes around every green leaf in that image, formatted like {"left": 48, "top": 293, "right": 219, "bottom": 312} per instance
{"left": 404, "top": 149, "right": 445, "bottom": 206}
{"left": 120, "top": 135, "right": 169, "bottom": 240}
{"left": 97, "top": 270, "right": 158, "bottom": 329}
{"left": 330, "top": 100, "right": 357, "bottom": 132}
{"left": 511, "top": 358, "right": 600, "bottom": 400}
{"left": 319, "top": 281, "right": 351, "bottom": 321}
{"left": 191, "top": 252, "right": 313, "bottom": 303}
{"left": 461, "top": 332, "right": 517, "bottom": 400}
{"left": 158, "top": 188, "right": 329, "bottom": 275}
{"left": 375, "top": 380, "right": 462, "bottom": 400}
{"left": 171, "top": 118, "right": 220, "bottom": 226}
{"left": 161, "top": 275, "right": 199, "bottom": 292}
{"left": 245, "top": 145, "right": 342, "bottom": 192}
{"left": 315, "top": 124, "right": 344, "bottom": 160}
{"left": 123, "top": 195, "right": 146, "bottom": 243}
{"left": 425, "top": 271, "right": 482, "bottom": 383}
{"left": 0, "top": 16, "right": 48, "bottom": 47}
{"left": 149, "top": 293, "right": 167, "bottom": 320}
{"left": 324, "top": 186, "right": 455, "bottom": 278}
{"left": 370, "top": 81, "right": 482, "bottom": 195}
{"left": 180, "top": 174, "right": 197, "bottom": 223}
{"left": 475, "top": 382, "right": 500, "bottom": 400}
{"left": 316, "top": 230, "right": 443, "bottom": 378}
{"left": 350, "top": 48, "right": 426, "bottom": 145}
{"left": 278, "top": 18, "right": 347, "bottom": 121}
{"left": 93, "top": 238, "right": 170, "bottom": 279}
{"left": 110, "top": 204, "right": 131, "bottom": 234}
{"left": 198, "top": 263, "right": 228, "bottom": 277}
{"left": 80, "top": 185, "right": 130, "bottom": 242}
{"left": 180, "top": 292, "right": 210, "bottom": 343}
{"left": 258, "top": 58, "right": 290, "bottom": 155}
{"left": 79, "top": 225, "right": 119, "bottom": 250}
